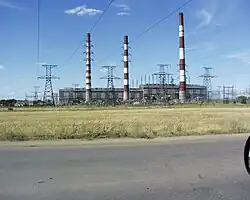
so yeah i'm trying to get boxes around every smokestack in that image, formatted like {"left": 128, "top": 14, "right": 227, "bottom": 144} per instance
{"left": 179, "top": 12, "right": 186, "bottom": 103}
{"left": 85, "top": 33, "right": 91, "bottom": 102}
{"left": 123, "top": 35, "right": 129, "bottom": 101}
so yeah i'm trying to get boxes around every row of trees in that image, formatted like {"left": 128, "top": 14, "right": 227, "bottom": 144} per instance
{"left": 1, "top": 96, "right": 250, "bottom": 107}
{"left": 0, "top": 99, "right": 17, "bottom": 107}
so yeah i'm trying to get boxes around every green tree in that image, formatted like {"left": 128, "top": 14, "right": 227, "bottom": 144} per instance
{"left": 237, "top": 96, "right": 247, "bottom": 104}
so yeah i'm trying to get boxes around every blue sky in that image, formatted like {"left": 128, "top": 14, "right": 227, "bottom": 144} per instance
{"left": 0, "top": 0, "right": 250, "bottom": 99}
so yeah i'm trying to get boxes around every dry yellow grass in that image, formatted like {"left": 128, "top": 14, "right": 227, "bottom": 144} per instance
{"left": 0, "top": 107, "right": 249, "bottom": 141}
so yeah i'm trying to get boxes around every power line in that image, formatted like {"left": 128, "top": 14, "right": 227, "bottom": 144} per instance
{"left": 36, "top": 0, "right": 41, "bottom": 78}
{"left": 89, "top": 0, "right": 115, "bottom": 32}
{"left": 61, "top": 0, "right": 115, "bottom": 66}
{"left": 37, "top": 0, "right": 40, "bottom": 64}
{"left": 133, "top": 0, "right": 194, "bottom": 41}
{"left": 96, "top": 0, "right": 194, "bottom": 65}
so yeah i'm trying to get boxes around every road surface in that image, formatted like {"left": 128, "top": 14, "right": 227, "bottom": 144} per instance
{"left": 0, "top": 134, "right": 250, "bottom": 200}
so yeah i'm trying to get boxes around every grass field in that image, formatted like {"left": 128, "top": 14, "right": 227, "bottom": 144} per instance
{"left": 0, "top": 106, "right": 250, "bottom": 141}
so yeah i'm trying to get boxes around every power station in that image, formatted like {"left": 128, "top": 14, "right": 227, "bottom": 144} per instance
{"left": 58, "top": 13, "right": 207, "bottom": 105}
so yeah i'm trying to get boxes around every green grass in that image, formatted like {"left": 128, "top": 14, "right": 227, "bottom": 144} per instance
{"left": 0, "top": 106, "right": 250, "bottom": 141}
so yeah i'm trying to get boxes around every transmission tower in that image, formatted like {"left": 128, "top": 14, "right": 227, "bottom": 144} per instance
{"left": 31, "top": 86, "right": 41, "bottom": 101}
{"left": 217, "top": 86, "right": 222, "bottom": 100}
{"left": 223, "top": 85, "right": 234, "bottom": 101}
{"left": 152, "top": 64, "right": 172, "bottom": 100}
{"left": 100, "top": 65, "right": 121, "bottom": 105}
{"left": 198, "top": 67, "right": 217, "bottom": 101}
{"left": 25, "top": 93, "right": 34, "bottom": 104}
{"left": 72, "top": 83, "right": 80, "bottom": 103}
{"left": 38, "top": 64, "right": 60, "bottom": 106}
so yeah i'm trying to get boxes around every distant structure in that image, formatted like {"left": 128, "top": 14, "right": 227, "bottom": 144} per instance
{"left": 85, "top": 33, "right": 93, "bottom": 103}
{"left": 198, "top": 67, "right": 216, "bottom": 101}
{"left": 131, "top": 78, "right": 135, "bottom": 88}
{"left": 38, "top": 64, "right": 59, "bottom": 106}
{"left": 123, "top": 35, "right": 130, "bottom": 101}
{"left": 136, "top": 79, "right": 139, "bottom": 87}
{"left": 217, "top": 86, "right": 222, "bottom": 100}
{"left": 32, "top": 86, "right": 41, "bottom": 101}
{"left": 72, "top": 84, "right": 80, "bottom": 102}
{"left": 179, "top": 12, "right": 186, "bottom": 103}
{"left": 100, "top": 65, "right": 121, "bottom": 105}
{"left": 148, "top": 75, "right": 151, "bottom": 84}
{"left": 223, "top": 85, "right": 234, "bottom": 101}
{"left": 152, "top": 64, "right": 172, "bottom": 99}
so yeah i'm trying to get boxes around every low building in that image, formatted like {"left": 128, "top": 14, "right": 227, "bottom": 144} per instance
{"left": 59, "top": 87, "right": 143, "bottom": 105}
{"left": 58, "top": 84, "right": 207, "bottom": 104}
{"left": 140, "top": 84, "right": 207, "bottom": 101}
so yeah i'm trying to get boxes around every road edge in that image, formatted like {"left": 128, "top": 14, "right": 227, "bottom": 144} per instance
{"left": 0, "top": 133, "right": 249, "bottom": 148}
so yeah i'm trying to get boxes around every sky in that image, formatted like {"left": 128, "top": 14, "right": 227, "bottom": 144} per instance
{"left": 0, "top": 0, "right": 250, "bottom": 99}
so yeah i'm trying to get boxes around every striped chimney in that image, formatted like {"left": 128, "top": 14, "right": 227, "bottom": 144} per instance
{"left": 123, "top": 35, "right": 129, "bottom": 101}
{"left": 179, "top": 12, "right": 186, "bottom": 103}
{"left": 85, "top": 33, "right": 92, "bottom": 102}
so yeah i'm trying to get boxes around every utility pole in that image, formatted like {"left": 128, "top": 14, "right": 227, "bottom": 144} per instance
{"left": 198, "top": 67, "right": 217, "bottom": 102}
{"left": 38, "top": 64, "right": 60, "bottom": 106}
{"left": 100, "top": 65, "right": 121, "bottom": 106}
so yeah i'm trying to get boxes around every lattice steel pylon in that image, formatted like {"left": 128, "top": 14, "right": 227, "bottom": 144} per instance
{"left": 72, "top": 83, "right": 80, "bottom": 103}
{"left": 38, "top": 64, "right": 60, "bottom": 106}
{"left": 152, "top": 64, "right": 172, "bottom": 100}
{"left": 198, "top": 67, "right": 217, "bottom": 101}
{"left": 32, "top": 86, "right": 41, "bottom": 101}
{"left": 100, "top": 65, "right": 121, "bottom": 105}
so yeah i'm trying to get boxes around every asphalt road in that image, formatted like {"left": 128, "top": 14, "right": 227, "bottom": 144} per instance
{"left": 0, "top": 134, "right": 250, "bottom": 200}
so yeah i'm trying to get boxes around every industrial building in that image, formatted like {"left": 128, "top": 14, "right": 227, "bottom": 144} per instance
{"left": 58, "top": 84, "right": 207, "bottom": 105}
{"left": 48, "top": 12, "right": 209, "bottom": 106}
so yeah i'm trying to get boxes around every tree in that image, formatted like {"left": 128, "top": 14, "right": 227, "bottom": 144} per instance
{"left": 0, "top": 99, "right": 17, "bottom": 107}
{"left": 237, "top": 96, "right": 247, "bottom": 104}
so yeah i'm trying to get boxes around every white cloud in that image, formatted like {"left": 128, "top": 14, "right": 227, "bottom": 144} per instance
{"left": 0, "top": 0, "right": 24, "bottom": 10}
{"left": 215, "top": 23, "right": 223, "bottom": 27}
{"left": 36, "top": 62, "right": 47, "bottom": 65}
{"left": 186, "top": 42, "right": 215, "bottom": 53}
{"left": 196, "top": 9, "right": 213, "bottom": 29}
{"left": 117, "top": 12, "right": 131, "bottom": 16}
{"left": 186, "top": 45, "right": 200, "bottom": 51}
{"left": 226, "top": 50, "right": 250, "bottom": 65}
{"left": 65, "top": 5, "right": 103, "bottom": 16}
{"left": 114, "top": 4, "right": 131, "bottom": 11}
{"left": 0, "top": 64, "right": 5, "bottom": 70}
{"left": 114, "top": 3, "right": 132, "bottom": 16}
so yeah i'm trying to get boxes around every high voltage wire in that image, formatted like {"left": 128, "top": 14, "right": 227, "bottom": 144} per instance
{"left": 89, "top": 0, "right": 115, "bottom": 32}
{"left": 132, "top": 0, "right": 194, "bottom": 41}
{"left": 96, "top": 0, "right": 195, "bottom": 65}
{"left": 36, "top": 0, "right": 41, "bottom": 78}
{"left": 37, "top": 0, "right": 40, "bottom": 64}
{"left": 61, "top": 0, "right": 115, "bottom": 66}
